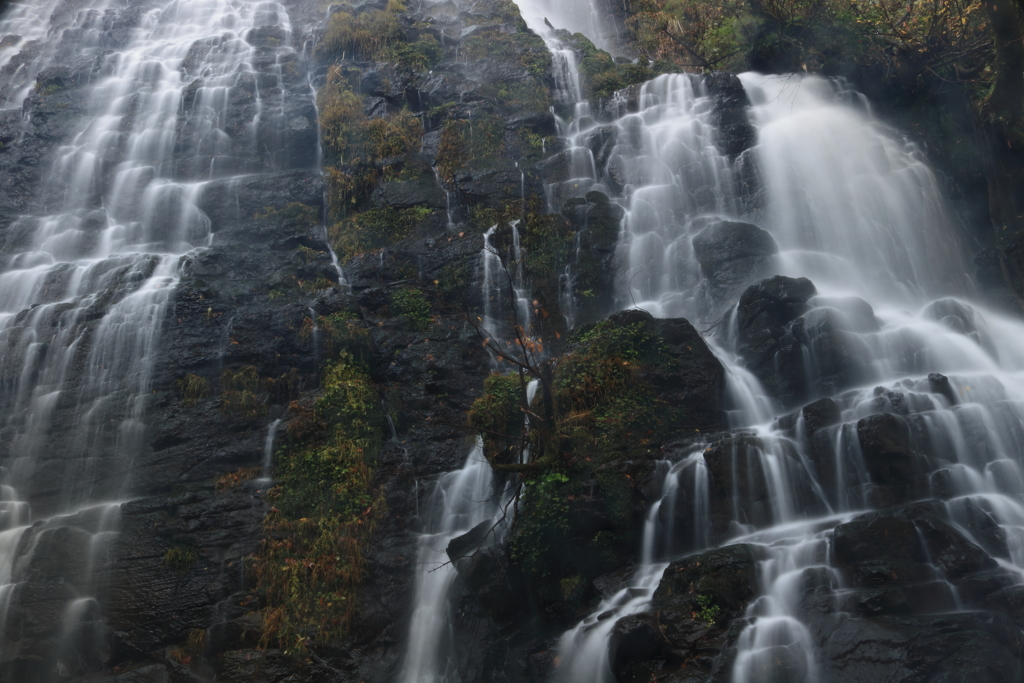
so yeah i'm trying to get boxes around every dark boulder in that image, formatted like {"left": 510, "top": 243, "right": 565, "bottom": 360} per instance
{"left": 702, "top": 434, "right": 825, "bottom": 541}
{"left": 447, "top": 521, "right": 532, "bottom": 630}
{"left": 922, "top": 298, "right": 998, "bottom": 358}
{"left": 810, "top": 295, "right": 880, "bottom": 332}
{"left": 505, "top": 111, "right": 557, "bottom": 138}
{"left": 856, "top": 413, "right": 931, "bottom": 504}
{"left": 692, "top": 220, "right": 778, "bottom": 307}
{"left": 703, "top": 72, "right": 756, "bottom": 160}
{"left": 610, "top": 545, "right": 766, "bottom": 682}
{"left": 791, "top": 306, "right": 873, "bottom": 396}
{"left": 654, "top": 544, "right": 766, "bottom": 612}
{"left": 735, "top": 278, "right": 880, "bottom": 407}
{"left": 801, "top": 397, "right": 842, "bottom": 436}
{"left": 648, "top": 316, "right": 727, "bottom": 433}
{"left": 928, "top": 372, "right": 958, "bottom": 406}
{"left": 819, "top": 611, "right": 1024, "bottom": 683}
{"left": 832, "top": 501, "right": 997, "bottom": 588}
{"left": 585, "top": 309, "right": 726, "bottom": 435}
{"left": 735, "top": 276, "right": 816, "bottom": 407}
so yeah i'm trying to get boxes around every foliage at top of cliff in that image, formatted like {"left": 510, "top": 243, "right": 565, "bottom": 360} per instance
{"left": 623, "top": 0, "right": 994, "bottom": 96}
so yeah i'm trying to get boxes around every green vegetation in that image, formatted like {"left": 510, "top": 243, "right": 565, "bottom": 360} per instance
{"left": 250, "top": 351, "right": 384, "bottom": 654}
{"left": 219, "top": 367, "right": 302, "bottom": 419}
{"left": 567, "top": 32, "right": 657, "bottom": 99}
{"left": 165, "top": 546, "right": 199, "bottom": 573}
{"left": 215, "top": 467, "right": 261, "bottom": 491}
{"left": 390, "top": 34, "right": 444, "bottom": 70}
{"left": 622, "top": 0, "right": 998, "bottom": 103}
{"left": 220, "top": 366, "right": 267, "bottom": 419}
{"left": 556, "top": 318, "right": 676, "bottom": 455}
{"left": 462, "top": 27, "right": 552, "bottom": 80}
{"left": 509, "top": 470, "right": 571, "bottom": 579}
{"left": 469, "top": 373, "right": 525, "bottom": 463}
{"left": 390, "top": 287, "right": 432, "bottom": 331}
{"left": 177, "top": 374, "right": 210, "bottom": 407}
{"left": 436, "top": 258, "right": 473, "bottom": 305}
{"left": 467, "top": 315, "right": 681, "bottom": 615}
{"left": 694, "top": 592, "right": 721, "bottom": 625}
{"left": 328, "top": 206, "right": 432, "bottom": 259}
{"left": 254, "top": 202, "right": 320, "bottom": 226}
{"left": 434, "top": 113, "right": 506, "bottom": 182}
{"left": 318, "top": 65, "right": 424, "bottom": 229}
{"left": 300, "top": 310, "right": 372, "bottom": 364}
{"left": 319, "top": 67, "right": 423, "bottom": 167}
{"left": 316, "top": 1, "right": 407, "bottom": 61}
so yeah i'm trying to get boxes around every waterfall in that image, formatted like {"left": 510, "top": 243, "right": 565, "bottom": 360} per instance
{"left": 506, "top": 0, "right": 1024, "bottom": 678}
{"left": 554, "top": 453, "right": 706, "bottom": 681}
{"left": 399, "top": 441, "right": 508, "bottom": 683}
{"left": 260, "top": 418, "right": 283, "bottom": 480}
{"left": 513, "top": 0, "right": 623, "bottom": 56}
{"left": 0, "top": 0, "right": 311, "bottom": 670}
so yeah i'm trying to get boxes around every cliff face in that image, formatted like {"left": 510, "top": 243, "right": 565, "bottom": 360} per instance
{"left": 2, "top": 0, "right": 1024, "bottom": 682}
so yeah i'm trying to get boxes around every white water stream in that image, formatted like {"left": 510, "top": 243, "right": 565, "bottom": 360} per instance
{"left": 505, "top": 3, "right": 1024, "bottom": 682}
{"left": 0, "top": 0, "right": 309, "bottom": 671}
{"left": 400, "top": 441, "right": 509, "bottom": 683}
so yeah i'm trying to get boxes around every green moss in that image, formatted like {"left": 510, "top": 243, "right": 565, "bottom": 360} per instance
{"left": 328, "top": 206, "right": 431, "bottom": 259}
{"left": 388, "top": 34, "right": 443, "bottom": 70}
{"left": 695, "top": 593, "right": 721, "bottom": 625}
{"left": 496, "top": 80, "right": 552, "bottom": 111}
{"left": 165, "top": 546, "right": 199, "bottom": 573}
{"left": 390, "top": 287, "right": 432, "bottom": 331}
{"left": 316, "top": 1, "right": 406, "bottom": 61}
{"left": 436, "top": 258, "right": 473, "bottom": 305}
{"left": 319, "top": 68, "right": 423, "bottom": 169}
{"left": 566, "top": 32, "right": 655, "bottom": 100}
{"left": 220, "top": 366, "right": 268, "bottom": 419}
{"left": 434, "top": 113, "right": 506, "bottom": 182}
{"left": 461, "top": 27, "right": 552, "bottom": 80}
{"left": 177, "top": 374, "right": 210, "bottom": 407}
{"left": 504, "top": 317, "right": 681, "bottom": 612}
{"left": 509, "top": 470, "right": 571, "bottom": 579}
{"left": 251, "top": 352, "right": 385, "bottom": 653}
{"left": 468, "top": 373, "right": 525, "bottom": 463}
{"left": 310, "top": 311, "right": 371, "bottom": 363}
{"left": 254, "top": 202, "right": 320, "bottom": 225}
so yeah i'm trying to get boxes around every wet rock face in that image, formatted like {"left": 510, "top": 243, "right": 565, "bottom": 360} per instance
{"left": 821, "top": 611, "right": 1024, "bottom": 683}
{"left": 692, "top": 220, "right": 778, "bottom": 308}
{"left": 735, "top": 275, "right": 817, "bottom": 405}
{"left": 702, "top": 434, "right": 825, "bottom": 541}
{"left": 447, "top": 521, "right": 532, "bottom": 631}
{"left": 562, "top": 192, "right": 624, "bottom": 326}
{"left": 609, "top": 545, "right": 765, "bottom": 683}
{"left": 735, "top": 276, "right": 879, "bottom": 408}
{"left": 702, "top": 73, "right": 757, "bottom": 160}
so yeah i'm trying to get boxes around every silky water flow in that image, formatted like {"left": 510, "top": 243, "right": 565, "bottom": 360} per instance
{"left": 504, "top": 2, "right": 1024, "bottom": 682}
{"left": 0, "top": 0, "right": 315, "bottom": 672}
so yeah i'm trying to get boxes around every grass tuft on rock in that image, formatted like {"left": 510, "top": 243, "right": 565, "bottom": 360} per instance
{"left": 250, "top": 351, "right": 385, "bottom": 654}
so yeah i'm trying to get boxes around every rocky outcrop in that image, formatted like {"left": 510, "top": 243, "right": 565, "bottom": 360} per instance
{"left": 562, "top": 191, "right": 624, "bottom": 326}
{"left": 735, "top": 276, "right": 880, "bottom": 408}
{"left": 608, "top": 544, "right": 765, "bottom": 683}
{"left": 692, "top": 219, "right": 778, "bottom": 308}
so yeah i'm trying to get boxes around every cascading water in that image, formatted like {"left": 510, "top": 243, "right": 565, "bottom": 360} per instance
{"left": 400, "top": 441, "right": 508, "bottom": 683}
{"left": 513, "top": 0, "right": 623, "bottom": 55}
{"left": 481, "top": 222, "right": 534, "bottom": 350}
{"left": 554, "top": 453, "right": 708, "bottom": 681}
{"left": 508, "top": 1, "right": 1024, "bottom": 679}
{"left": 0, "top": 0, "right": 314, "bottom": 672}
